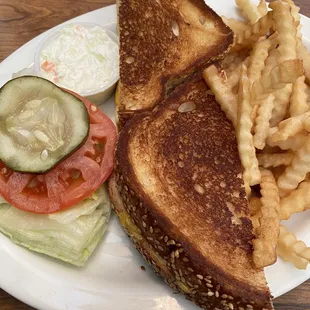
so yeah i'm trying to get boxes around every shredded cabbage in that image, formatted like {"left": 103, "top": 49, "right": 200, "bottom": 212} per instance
{"left": 0, "top": 185, "right": 110, "bottom": 267}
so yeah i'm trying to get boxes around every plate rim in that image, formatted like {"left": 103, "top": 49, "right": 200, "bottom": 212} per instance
{"left": 0, "top": 1, "right": 309, "bottom": 309}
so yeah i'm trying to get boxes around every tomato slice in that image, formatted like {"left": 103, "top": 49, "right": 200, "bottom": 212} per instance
{"left": 0, "top": 90, "right": 117, "bottom": 214}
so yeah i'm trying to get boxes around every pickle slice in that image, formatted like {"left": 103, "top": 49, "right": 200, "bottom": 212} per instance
{"left": 0, "top": 76, "right": 89, "bottom": 173}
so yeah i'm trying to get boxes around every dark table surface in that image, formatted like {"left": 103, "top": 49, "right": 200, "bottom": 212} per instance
{"left": 0, "top": 0, "right": 309, "bottom": 309}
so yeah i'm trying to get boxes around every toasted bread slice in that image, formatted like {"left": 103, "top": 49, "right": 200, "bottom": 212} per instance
{"left": 118, "top": 0, "right": 233, "bottom": 116}
{"left": 109, "top": 76, "right": 273, "bottom": 310}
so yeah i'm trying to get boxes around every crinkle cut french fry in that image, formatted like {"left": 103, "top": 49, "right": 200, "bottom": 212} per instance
{"left": 277, "top": 225, "right": 310, "bottom": 270}
{"left": 253, "top": 95, "right": 275, "bottom": 149}
{"left": 223, "top": 51, "right": 249, "bottom": 75}
{"left": 222, "top": 16, "right": 248, "bottom": 35}
{"left": 282, "top": 0, "right": 306, "bottom": 62}
{"left": 235, "top": 0, "right": 260, "bottom": 25}
{"left": 248, "top": 38, "right": 272, "bottom": 83}
{"left": 251, "top": 212, "right": 262, "bottom": 231}
{"left": 301, "top": 52, "right": 310, "bottom": 82}
{"left": 253, "top": 59, "right": 303, "bottom": 101}
{"left": 289, "top": 76, "right": 309, "bottom": 117}
{"left": 227, "top": 58, "right": 249, "bottom": 90}
{"left": 262, "top": 48, "right": 280, "bottom": 77}
{"left": 258, "top": 152, "right": 294, "bottom": 168}
{"left": 267, "top": 130, "right": 308, "bottom": 151}
{"left": 249, "top": 197, "right": 262, "bottom": 216}
{"left": 249, "top": 197, "right": 262, "bottom": 231}
{"left": 269, "top": 112, "right": 310, "bottom": 142}
{"left": 283, "top": 0, "right": 301, "bottom": 22}
{"left": 283, "top": 0, "right": 310, "bottom": 82}
{"left": 270, "top": 84, "right": 293, "bottom": 127}
{"left": 250, "top": 104, "right": 259, "bottom": 134}
{"left": 232, "top": 12, "right": 273, "bottom": 52}
{"left": 280, "top": 181, "right": 310, "bottom": 220}
{"left": 203, "top": 65, "right": 237, "bottom": 127}
{"left": 253, "top": 169, "right": 280, "bottom": 268}
{"left": 304, "top": 117, "right": 310, "bottom": 132}
{"left": 257, "top": 0, "right": 267, "bottom": 17}
{"left": 304, "top": 56, "right": 310, "bottom": 82}
{"left": 277, "top": 134, "right": 310, "bottom": 194}
{"left": 237, "top": 65, "right": 261, "bottom": 186}
{"left": 227, "top": 65, "right": 242, "bottom": 90}
{"left": 222, "top": 53, "right": 242, "bottom": 70}
{"left": 269, "top": 1, "right": 297, "bottom": 62}
{"left": 252, "top": 59, "right": 303, "bottom": 115}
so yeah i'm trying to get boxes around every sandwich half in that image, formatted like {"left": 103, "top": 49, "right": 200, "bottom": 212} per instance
{"left": 117, "top": 0, "right": 233, "bottom": 124}
{"left": 109, "top": 76, "right": 273, "bottom": 309}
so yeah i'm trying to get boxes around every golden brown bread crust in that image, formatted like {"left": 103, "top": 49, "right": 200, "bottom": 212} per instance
{"left": 109, "top": 77, "right": 273, "bottom": 310}
{"left": 118, "top": 0, "right": 233, "bottom": 114}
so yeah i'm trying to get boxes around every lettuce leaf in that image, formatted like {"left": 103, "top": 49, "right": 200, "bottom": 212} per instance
{"left": 0, "top": 185, "right": 111, "bottom": 267}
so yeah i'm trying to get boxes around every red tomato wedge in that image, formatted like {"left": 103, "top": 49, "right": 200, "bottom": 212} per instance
{"left": 0, "top": 90, "right": 117, "bottom": 214}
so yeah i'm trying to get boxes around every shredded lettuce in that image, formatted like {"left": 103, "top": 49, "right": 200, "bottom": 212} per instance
{"left": 0, "top": 185, "right": 111, "bottom": 267}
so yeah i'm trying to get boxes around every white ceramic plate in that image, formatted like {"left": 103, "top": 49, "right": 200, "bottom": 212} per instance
{"left": 0, "top": 2, "right": 310, "bottom": 310}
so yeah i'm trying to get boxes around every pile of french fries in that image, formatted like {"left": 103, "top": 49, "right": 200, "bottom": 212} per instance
{"left": 203, "top": 0, "right": 310, "bottom": 270}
